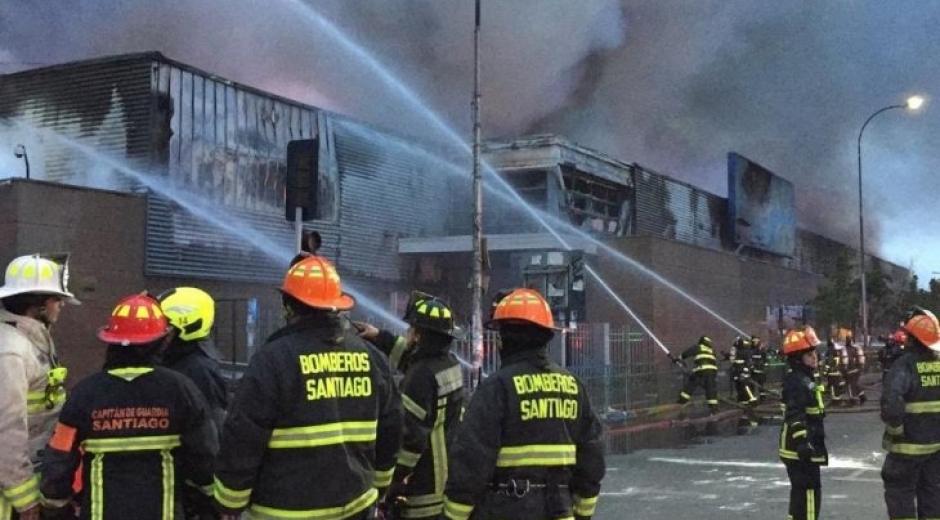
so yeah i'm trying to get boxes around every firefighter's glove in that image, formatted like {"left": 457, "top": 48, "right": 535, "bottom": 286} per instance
{"left": 670, "top": 356, "right": 682, "bottom": 366}
{"left": 796, "top": 442, "right": 816, "bottom": 462}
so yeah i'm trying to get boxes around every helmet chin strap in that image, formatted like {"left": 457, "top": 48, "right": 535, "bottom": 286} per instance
{"left": 30, "top": 304, "right": 53, "bottom": 329}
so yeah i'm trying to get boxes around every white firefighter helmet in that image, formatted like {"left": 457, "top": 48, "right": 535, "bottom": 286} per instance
{"left": 0, "top": 254, "right": 80, "bottom": 304}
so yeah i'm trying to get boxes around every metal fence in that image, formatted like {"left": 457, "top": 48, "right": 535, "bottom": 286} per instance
{"left": 453, "top": 323, "right": 688, "bottom": 412}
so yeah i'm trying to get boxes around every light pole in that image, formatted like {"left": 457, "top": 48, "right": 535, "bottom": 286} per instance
{"left": 13, "top": 144, "right": 29, "bottom": 179}
{"left": 857, "top": 95, "right": 924, "bottom": 348}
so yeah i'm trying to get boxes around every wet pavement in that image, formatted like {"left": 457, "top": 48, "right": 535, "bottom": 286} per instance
{"left": 596, "top": 405, "right": 886, "bottom": 519}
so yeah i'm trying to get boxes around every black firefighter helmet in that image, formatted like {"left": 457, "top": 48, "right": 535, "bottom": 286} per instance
{"left": 402, "top": 291, "right": 456, "bottom": 338}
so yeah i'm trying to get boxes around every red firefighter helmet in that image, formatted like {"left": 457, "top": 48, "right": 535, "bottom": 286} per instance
{"left": 97, "top": 293, "right": 171, "bottom": 346}
{"left": 893, "top": 330, "right": 907, "bottom": 345}
{"left": 280, "top": 256, "right": 354, "bottom": 311}
{"left": 485, "top": 288, "right": 554, "bottom": 330}
{"left": 903, "top": 308, "right": 940, "bottom": 351}
{"left": 782, "top": 326, "right": 821, "bottom": 356}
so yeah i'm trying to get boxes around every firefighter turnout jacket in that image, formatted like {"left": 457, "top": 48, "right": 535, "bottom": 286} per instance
{"left": 779, "top": 363, "right": 828, "bottom": 465}
{"left": 680, "top": 340, "right": 718, "bottom": 374}
{"left": 0, "top": 309, "right": 66, "bottom": 516}
{"left": 213, "top": 315, "right": 403, "bottom": 518}
{"left": 40, "top": 364, "right": 218, "bottom": 519}
{"left": 163, "top": 341, "right": 229, "bottom": 431}
{"left": 372, "top": 330, "right": 465, "bottom": 518}
{"left": 881, "top": 348, "right": 940, "bottom": 455}
{"left": 443, "top": 348, "right": 605, "bottom": 520}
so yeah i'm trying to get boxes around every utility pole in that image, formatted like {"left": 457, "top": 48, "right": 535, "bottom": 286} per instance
{"left": 470, "top": 0, "right": 485, "bottom": 384}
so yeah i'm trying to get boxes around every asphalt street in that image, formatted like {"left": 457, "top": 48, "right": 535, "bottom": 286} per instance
{"left": 595, "top": 408, "right": 887, "bottom": 519}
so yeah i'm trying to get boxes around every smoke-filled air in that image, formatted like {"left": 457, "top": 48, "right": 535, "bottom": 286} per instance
{"left": 3, "top": 0, "right": 940, "bottom": 279}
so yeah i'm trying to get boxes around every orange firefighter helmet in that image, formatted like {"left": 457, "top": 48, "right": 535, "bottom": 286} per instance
{"left": 782, "top": 326, "right": 821, "bottom": 356}
{"left": 280, "top": 255, "right": 355, "bottom": 311}
{"left": 903, "top": 307, "right": 940, "bottom": 351}
{"left": 486, "top": 288, "right": 554, "bottom": 330}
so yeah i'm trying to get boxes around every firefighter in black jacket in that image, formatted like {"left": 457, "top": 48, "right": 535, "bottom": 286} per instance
{"left": 40, "top": 293, "right": 218, "bottom": 520}
{"left": 443, "top": 288, "right": 605, "bottom": 520}
{"left": 779, "top": 326, "right": 827, "bottom": 520}
{"left": 358, "top": 292, "right": 465, "bottom": 519}
{"left": 749, "top": 335, "right": 769, "bottom": 402}
{"left": 158, "top": 286, "right": 228, "bottom": 519}
{"left": 881, "top": 307, "right": 940, "bottom": 519}
{"left": 158, "top": 287, "right": 228, "bottom": 430}
{"left": 729, "top": 336, "right": 757, "bottom": 406}
{"left": 674, "top": 336, "right": 719, "bottom": 413}
{"left": 213, "top": 256, "right": 403, "bottom": 520}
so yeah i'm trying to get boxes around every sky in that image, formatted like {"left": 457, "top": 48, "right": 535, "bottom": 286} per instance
{"left": 2, "top": 1, "right": 940, "bottom": 285}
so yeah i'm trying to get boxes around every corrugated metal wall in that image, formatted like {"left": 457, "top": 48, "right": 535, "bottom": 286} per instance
{"left": 145, "top": 57, "right": 326, "bottom": 283}
{"left": 633, "top": 166, "right": 724, "bottom": 251}
{"left": 332, "top": 116, "right": 469, "bottom": 280}
{"left": 0, "top": 55, "right": 154, "bottom": 188}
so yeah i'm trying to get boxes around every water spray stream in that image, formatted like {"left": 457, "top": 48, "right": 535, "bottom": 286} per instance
{"left": 289, "top": 3, "right": 753, "bottom": 341}
{"left": 5, "top": 119, "right": 422, "bottom": 336}
{"left": 338, "top": 120, "right": 749, "bottom": 343}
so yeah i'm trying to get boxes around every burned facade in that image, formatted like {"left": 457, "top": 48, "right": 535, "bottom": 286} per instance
{"left": 0, "top": 52, "right": 908, "bottom": 380}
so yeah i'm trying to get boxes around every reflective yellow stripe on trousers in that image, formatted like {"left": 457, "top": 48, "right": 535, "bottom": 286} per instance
{"left": 83, "top": 435, "right": 180, "bottom": 520}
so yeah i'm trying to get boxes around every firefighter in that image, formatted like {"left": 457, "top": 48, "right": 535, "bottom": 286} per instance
{"left": 213, "top": 256, "right": 402, "bottom": 520}
{"left": 157, "top": 287, "right": 228, "bottom": 430}
{"left": 779, "top": 325, "right": 828, "bottom": 520}
{"left": 821, "top": 340, "right": 846, "bottom": 407}
{"left": 879, "top": 330, "right": 906, "bottom": 382}
{"left": 881, "top": 307, "right": 940, "bottom": 519}
{"left": 749, "top": 335, "right": 769, "bottom": 402}
{"left": 157, "top": 287, "right": 228, "bottom": 519}
{"left": 674, "top": 335, "right": 719, "bottom": 413}
{"left": 40, "top": 293, "right": 218, "bottom": 520}
{"left": 442, "top": 288, "right": 604, "bottom": 520}
{"left": 0, "top": 254, "right": 78, "bottom": 520}
{"left": 842, "top": 337, "right": 866, "bottom": 405}
{"left": 729, "top": 336, "right": 758, "bottom": 430}
{"left": 729, "top": 336, "right": 757, "bottom": 406}
{"left": 357, "top": 292, "right": 465, "bottom": 519}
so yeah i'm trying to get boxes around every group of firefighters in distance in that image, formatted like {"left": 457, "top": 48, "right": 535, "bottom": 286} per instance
{"left": 670, "top": 312, "right": 940, "bottom": 520}
{"left": 0, "top": 251, "right": 604, "bottom": 520}
{"left": 671, "top": 329, "right": 871, "bottom": 426}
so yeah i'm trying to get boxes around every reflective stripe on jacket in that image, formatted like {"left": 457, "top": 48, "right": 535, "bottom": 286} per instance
{"left": 372, "top": 331, "right": 466, "bottom": 519}
{"left": 680, "top": 342, "right": 718, "bottom": 373}
{"left": 39, "top": 366, "right": 218, "bottom": 520}
{"left": 0, "top": 309, "right": 63, "bottom": 515}
{"left": 778, "top": 365, "right": 828, "bottom": 464}
{"left": 443, "top": 348, "right": 605, "bottom": 520}
{"left": 881, "top": 349, "right": 940, "bottom": 455}
{"left": 213, "top": 316, "right": 403, "bottom": 517}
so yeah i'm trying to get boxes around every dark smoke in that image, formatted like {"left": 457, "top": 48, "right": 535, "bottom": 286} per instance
{"left": 2, "top": 0, "right": 940, "bottom": 275}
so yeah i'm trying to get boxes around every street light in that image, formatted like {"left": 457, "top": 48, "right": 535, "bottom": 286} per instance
{"left": 13, "top": 144, "right": 29, "bottom": 179}
{"left": 857, "top": 95, "right": 924, "bottom": 348}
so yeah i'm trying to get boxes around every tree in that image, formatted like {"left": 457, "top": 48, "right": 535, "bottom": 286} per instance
{"left": 811, "top": 252, "right": 858, "bottom": 338}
